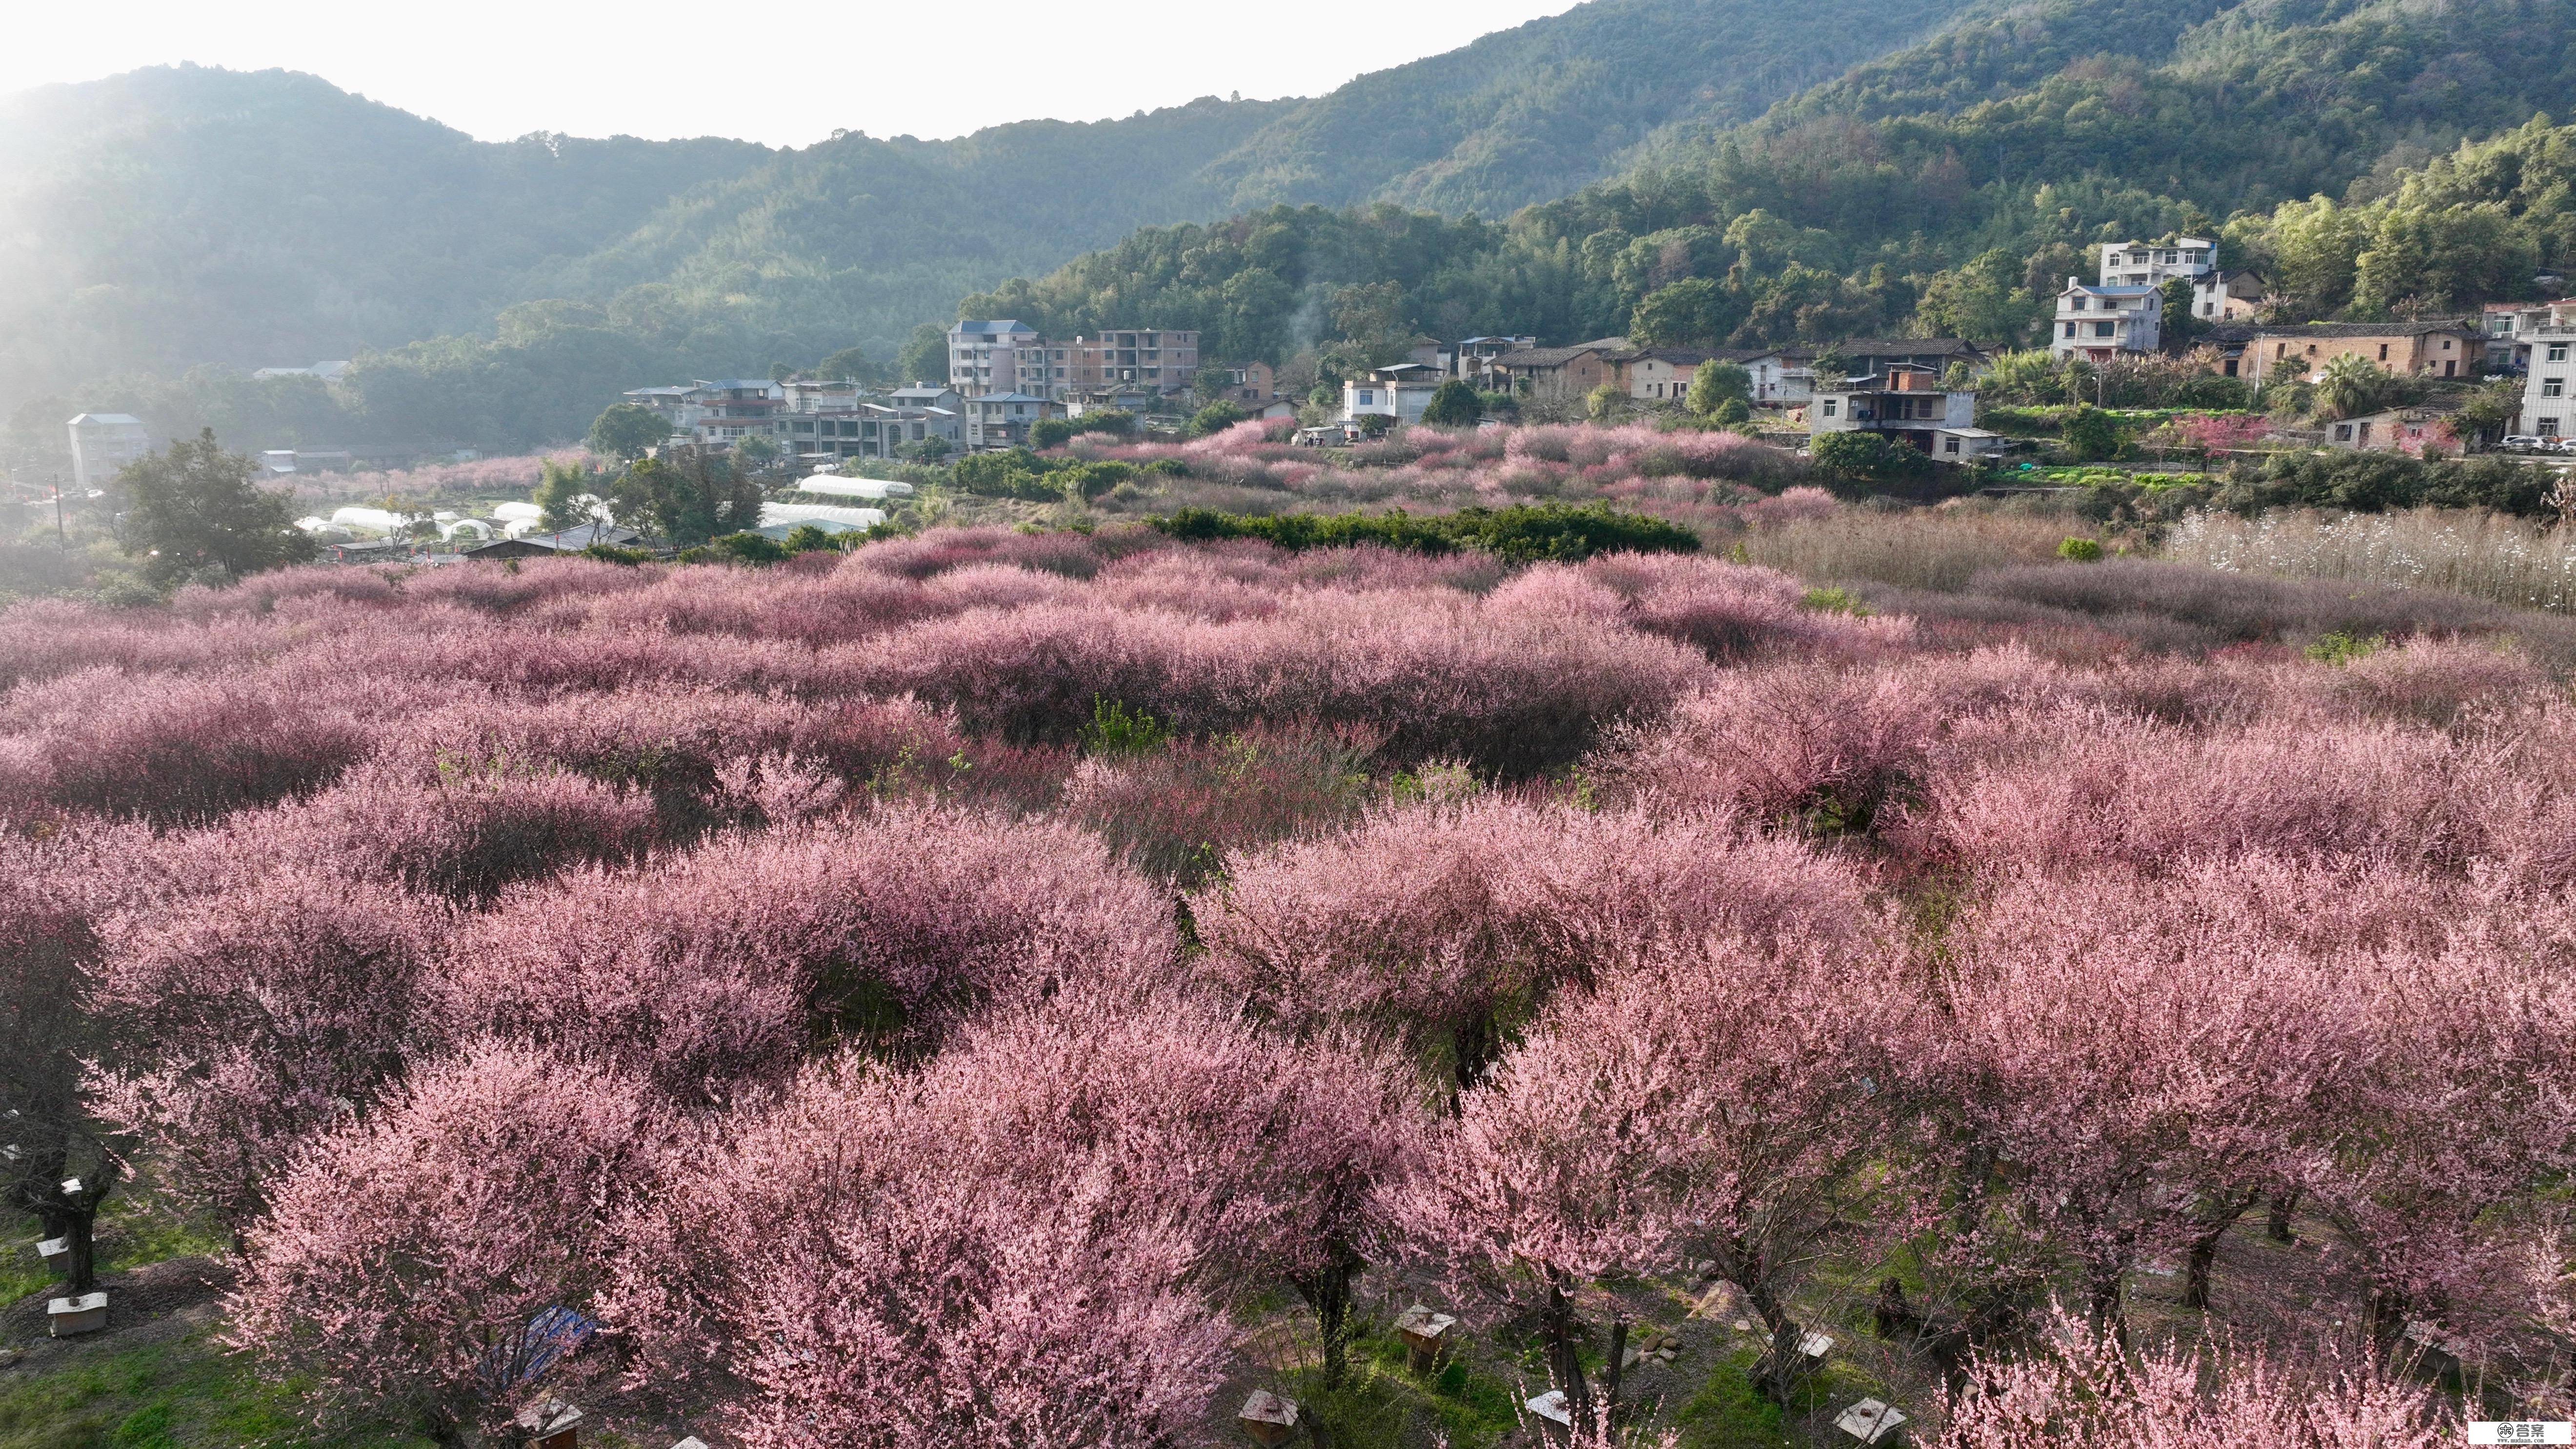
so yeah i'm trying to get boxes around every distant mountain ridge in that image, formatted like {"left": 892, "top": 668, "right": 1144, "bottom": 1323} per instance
{"left": 0, "top": 0, "right": 1974, "bottom": 435}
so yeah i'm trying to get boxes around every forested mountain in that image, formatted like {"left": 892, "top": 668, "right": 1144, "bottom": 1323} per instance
{"left": 968, "top": 0, "right": 2576, "bottom": 377}
{"left": 0, "top": 67, "right": 1292, "bottom": 403}
{"left": 3, "top": 0, "right": 1969, "bottom": 456}
{"left": 1193, "top": 0, "right": 1977, "bottom": 217}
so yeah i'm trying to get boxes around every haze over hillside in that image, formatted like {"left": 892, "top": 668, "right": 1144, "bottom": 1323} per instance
{"left": 13, "top": 0, "right": 2576, "bottom": 459}
{"left": 0, "top": 0, "right": 1967, "bottom": 456}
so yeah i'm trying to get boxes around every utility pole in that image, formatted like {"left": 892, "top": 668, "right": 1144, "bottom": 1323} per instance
{"left": 53, "top": 473, "right": 65, "bottom": 548}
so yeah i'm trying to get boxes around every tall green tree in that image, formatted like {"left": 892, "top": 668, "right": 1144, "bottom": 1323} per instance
{"left": 1687, "top": 362, "right": 1752, "bottom": 418}
{"left": 897, "top": 323, "right": 949, "bottom": 387}
{"left": 1420, "top": 379, "right": 1482, "bottom": 426}
{"left": 2315, "top": 354, "right": 2392, "bottom": 421}
{"left": 603, "top": 446, "right": 763, "bottom": 544}
{"left": 586, "top": 402, "right": 672, "bottom": 462}
{"left": 120, "top": 429, "right": 316, "bottom": 584}
{"left": 533, "top": 457, "right": 610, "bottom": 532}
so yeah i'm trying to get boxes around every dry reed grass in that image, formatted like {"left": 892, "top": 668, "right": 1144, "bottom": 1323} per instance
{"left": 1740, "top": 507, "right": 2079, "bottom": 591}
{"left": 2165, "top": 508, "right": 2576, "bottom": 615}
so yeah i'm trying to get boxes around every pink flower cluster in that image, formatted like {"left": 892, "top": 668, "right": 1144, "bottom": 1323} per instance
{"left": 7, "top": 522, "right": 2569, "bottom": 1443}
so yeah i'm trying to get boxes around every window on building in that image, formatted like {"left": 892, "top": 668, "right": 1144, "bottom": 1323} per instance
{"left": 2378, "top": 344, "right": 2389, "bottom": 361}
{"left": 2546, "top": 379, "right": 2565, "bottom": 397}
{"left": 1822, "top": 400, "right": 1838, "bottom": 417}
{"left": 2063, "top": 322, "right": 2077, "bottom": 339}
{"left": 1944, "top": 437, "right": 1960, "bottom": 454}
{"left": 2552, "top": 344, "right": 2569, "bottom": 362}
{"left": 2071, "top": 297, "right": 2088, "bottom": 311}
{"left": 2093, "top": 322, "right": 2115, "bottom": 338}
{"left": 2334, "top": 424, "right": 2353, "bottom": 441}
{"left": 2543, "top": 419, "right": 2563, "bottom": 436}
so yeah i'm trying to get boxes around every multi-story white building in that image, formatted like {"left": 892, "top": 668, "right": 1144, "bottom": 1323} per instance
{"left": 948, "top": 321, "right": 1045, "bottom": 397}
{"left": 1808, "top": 364, "right": 2001, "bottom": 461}
{"left": 2098, "top": 237, "right": 2216, "bottom": 288}
{"left": 67, "top": 413, "right": 152, "bottom": 489}
{"left": 2520, "top": 317, "right": 2576, "bottom": 439}
{"left": 2096, "top": 237, "right": 2261, "bottom": 323}
{"left": 2053, "top": 281, "right": 2165, "bottom": 360}
{"left": 1341, "top": 365, "right": 1444, "bottom": 425}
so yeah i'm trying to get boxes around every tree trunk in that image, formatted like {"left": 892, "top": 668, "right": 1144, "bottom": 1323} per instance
{"left": 2086, "top": 1266, "right": 2128, "bottom": 1347}
{"left": 1451, "top": 1010, "right": 1495, "bottom": 1101}
{"left": 2367, "top": 1285, "right": 2411, "bottom": 1358}
{"left": 1951, "top": 1139, "right": 1996, "bottom": 1238}
{"left": 64, "top": 1207, "right": 97, "bottom": 1296}
{"left": 1602, "top": 1318, "right": 1628, "bottom": 1424}
{"left": 1544, "top": 1272, "right": 1591, "bottom": 1420}
{"left": 2266, "top": 1187, "right": 2302, "bottom": 1244}
{"left": 2183, "top": 1192, "right": 2257, "bottom": 1312}
{"left": 1293, "top": 1252, "right": 1361, "bottom": 1389}
{"left": 1743, "top": 1277, "right": 1805, "bottom": 1406}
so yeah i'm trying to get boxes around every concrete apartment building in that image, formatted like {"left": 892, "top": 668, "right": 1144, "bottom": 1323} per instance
{"left": 67, "top": 413, "right": 152, "bottom": 489}
{"left": 948, "top": 321, "right": 1046, "bottom": 397}
{"left": 947, "top": 321, "right": 1200, "bottom": 402}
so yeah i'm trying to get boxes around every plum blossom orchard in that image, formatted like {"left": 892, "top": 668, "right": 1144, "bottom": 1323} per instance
{"left": 7, "top": 483, "right": 2571, "bottom": 1443}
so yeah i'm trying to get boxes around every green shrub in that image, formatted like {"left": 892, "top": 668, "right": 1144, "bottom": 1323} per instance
{"left": 1081, "top": 697, "right": 1168, "bottom": 756}
{"left": 1069, "top": 461, "right": 1138, "bottom": 502}
{"left": 581, "top": 542, "right": 654, "bottom": 564}
{"left": 2059, "top": 405, "right": 2124, "bottom": 462}
{"left": 2057, "top": 536, "right": 2105, "bottom": 562}
{"left": 1150, "top": 503, "right": 1699, "bottom": 561}
{"left": 1810, "top": 431, "right": 1934, "bottom": 486}
{"left": 2305, "top": 630, "right": 2386, "bottom": 665}
{"left": 1800, "top": 586, "right": 1873, "bottom": 616}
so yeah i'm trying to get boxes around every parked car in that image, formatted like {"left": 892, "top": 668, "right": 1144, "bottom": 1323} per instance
{"left": 2503, "top": 434, "right": 2546, "bottom": 451}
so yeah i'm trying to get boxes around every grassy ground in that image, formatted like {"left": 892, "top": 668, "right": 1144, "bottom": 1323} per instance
{"left": 0, "top": 1334, "right": 431, "bottom": 1449}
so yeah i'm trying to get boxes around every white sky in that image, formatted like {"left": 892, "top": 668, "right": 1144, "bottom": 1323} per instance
{"left": 2, "top": 0, "right": 1587, "bottom": 147}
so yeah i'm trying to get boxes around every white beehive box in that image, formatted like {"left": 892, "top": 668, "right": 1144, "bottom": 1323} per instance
{"left": 1835, "top": 1398, "right": 1908, "bottom": 1444}
{"left": 1238, "top": 1389, "right": 1300, "bottom": 1448}
{"left": 48, "top": 1292, "right": 107, "bottom": 1336}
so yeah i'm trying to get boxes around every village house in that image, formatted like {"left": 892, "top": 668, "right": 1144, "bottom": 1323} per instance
{"left": 1342, "top": 364, "right": 1445, "bottom": 425}
{"left": 2518, "top": 312, "right": 2576, "bottom": 438}
{"left": 2323, "top": 398, "right": 2468, "bottom": 457}
{"left": 1808, "top": 363, "right": 2002, "bottom": 461}
{"left": 963, "top": 392, "right": 1067, "bottom": 449}
{"left": 2239, "top": 322, "right": 2483, "bottom": 386}
{"left": 1208, "top": 362, "right": 1276, "bottom": 405}
{"left": 1612, "top": 347, "right": 1706, "bottom": 402}
{"left": 2093, "top": 236, "right": 2264, "bottom": 322}
{"left": 2053, "top": 281, "right": 2165, "bottom": 360}
{"left": 2482, "top": 299, "right": 2576, "bottom": 375}
{"left": 1455, "top": 336, "right": 1537, "bottom": 391}
{"left": 1489, "top": 338, "right": 1628, "bottom": 402}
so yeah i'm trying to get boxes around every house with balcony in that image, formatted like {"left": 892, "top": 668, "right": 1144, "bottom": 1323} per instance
{"left": 2053, "top": 282, "right": 2165, "bottom": 360}
{"left": 964, "top": 392, "right": 1067, "bottom": 449}
{"left": 1808, "top": 364, "right": 2001, "bottom": 461}
{"left": 1455, "top": 336, "right": 1537, "bottom": 391}
{"left": 1341, "top": 364, "right": 1445, "bottom": 425}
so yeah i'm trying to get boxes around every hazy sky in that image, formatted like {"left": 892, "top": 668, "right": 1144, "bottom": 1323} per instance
{"left": 3, "top": 0, "right": 1586, "bottom": 147}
